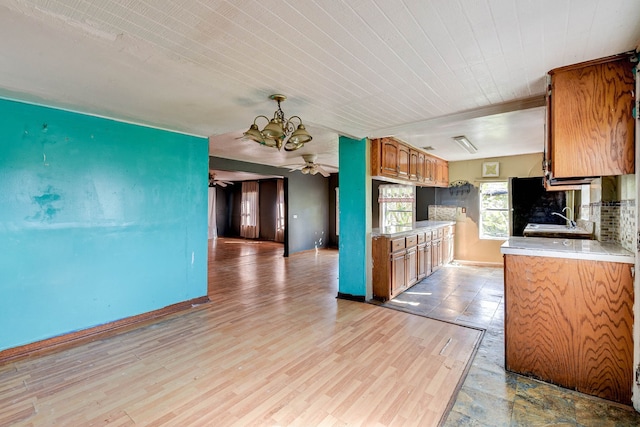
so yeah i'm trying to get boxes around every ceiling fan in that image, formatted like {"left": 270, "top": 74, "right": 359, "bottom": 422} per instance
{"left": 209, "top": 172, "right": 233, "bottom": 187}
{"left": 287, "top": 154, "right": 333, "bottom": 177}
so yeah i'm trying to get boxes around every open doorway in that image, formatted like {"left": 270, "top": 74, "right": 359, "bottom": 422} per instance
{"left": 208, "top": 169, "right": 286, "bottom": 251}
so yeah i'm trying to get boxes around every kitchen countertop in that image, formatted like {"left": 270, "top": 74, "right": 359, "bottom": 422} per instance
{"left": 523, "top": 223, "right": 592, "bottom": 239}
{"left": 501, "top": 237, "right": 634, "bottom": 263}
{"left": 372, "top": 220, "right": 455, "bottom": 238}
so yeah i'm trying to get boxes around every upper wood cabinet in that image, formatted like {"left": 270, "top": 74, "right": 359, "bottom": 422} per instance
{"left": 545, "top": 53, "right": 635, "bottom": 180}
{"left": 379, "top": 137, "right": 400, "bottom": 177}
{"left": 397, "top": 143, "right": 410, "bottom": 180}
{"left": 371, "top": 137, "right": 448, "bottom": 187}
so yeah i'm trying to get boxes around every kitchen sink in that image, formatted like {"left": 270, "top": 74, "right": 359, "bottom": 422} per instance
{"left": 523, "top": 223, "right": 593, "bottom": 239}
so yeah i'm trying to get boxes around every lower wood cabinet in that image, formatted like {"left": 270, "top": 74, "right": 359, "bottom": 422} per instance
{"left": 504, "top": 254, "right": 634, "bottom": 404}
{"left": 373, "top": 226, "right": 453, "bottom": 301}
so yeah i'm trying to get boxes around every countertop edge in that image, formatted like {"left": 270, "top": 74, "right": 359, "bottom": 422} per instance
{"left": 372, "top": 221, "right": 455, "bottom": 238}
{"left": 501, "top": 246, "right": 634, "bottom": 263}
{"left": 501, "top": 237, "right": 634, "bottom": 264}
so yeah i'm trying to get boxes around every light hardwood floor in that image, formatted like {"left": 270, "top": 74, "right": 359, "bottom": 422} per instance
{"left": 1, "top": 238, "right": 482, "bottom": 426}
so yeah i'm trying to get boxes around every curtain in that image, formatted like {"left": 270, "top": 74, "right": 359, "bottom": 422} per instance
{"left": 275, "top": 179, "right": 285, "bottom": 242}
{"left": 240, "top": 181, "right": 260, "bottom": 239}
{"left": 207, "top": 186, "right": 217, "bottom": 240}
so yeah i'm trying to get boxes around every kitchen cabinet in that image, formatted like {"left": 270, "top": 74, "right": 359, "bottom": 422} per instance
{"left": 431, "top": 227, "right": 444, "bottom": 273}
{"left": 390, "top": 245, "right": 406, "bottom": 297}
{"left": 443, "top": 225, "right": 454, "bottom": 264}
{"left": 397, "top": 143, "right": 410, "bottom": 180}
{"left": 504, "top": 254, "right": 634, "bottom": 404}
{"left": 405, "top": 234, "right": 418, "bottom": 287}
{"left": 417, "top": 151, "right": 427, "bottom": 183}
{"left": 544, "top": 53, "right": 635, "bottom": 184}
{"left": 429, "top": 156, "right": 448, "bottom": 187}
{"left": 418, "top": 233, "right": 431, "bottom": 281}
{"left": 371, "top": 137, "right": 448, "bottom": 187}
{"left": 417, "top": 231, "right": 432, "bottom": 281}
{"left": 378, "top": 137, "right": 400, "bottom": 178}
{"left": 372, "top": 236, "right": 410, "bottom": 299}
{"left": 372, "top": 224, "right": 453, "bottom": 301}
{"left": 409, "top": 149, "right": 419, "bottom": 181}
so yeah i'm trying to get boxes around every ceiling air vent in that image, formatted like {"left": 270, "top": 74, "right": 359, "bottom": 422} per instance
{"left": 422, "top": 146, "right": 435, "bottom": 151}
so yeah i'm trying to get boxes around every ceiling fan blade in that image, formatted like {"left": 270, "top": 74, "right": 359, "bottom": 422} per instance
{"left": 316, "top": 165, "right": 330, "bottom": 177}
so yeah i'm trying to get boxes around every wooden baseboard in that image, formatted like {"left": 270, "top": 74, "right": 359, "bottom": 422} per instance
{"left": 336, "top": 292, "right": 366, "bottom": 302}
{"left": 0, "top": 296, "right": 210, "bottom": 364}
{"left": 451, "top": 259, "right": 503, "bottom": 268}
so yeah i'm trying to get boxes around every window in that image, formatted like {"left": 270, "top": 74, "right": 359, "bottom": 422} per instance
{"left": 240, "top": 181, "right": 259, "bottom": 239}
{"left": 479, "top": 181, "right": 509, "bottom": 239}
{"left": 379, "top": 185, "right": 414, "bottom": 228}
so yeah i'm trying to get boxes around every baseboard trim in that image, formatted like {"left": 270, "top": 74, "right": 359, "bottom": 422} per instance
{"left": 0, "top": 296, "right": 210, "bottom": 364}
{"left": 336, "top": 292, "right": 366, "bottom": 302}
{"left": 451, "top": 259, "right": 503, "bottom": 268}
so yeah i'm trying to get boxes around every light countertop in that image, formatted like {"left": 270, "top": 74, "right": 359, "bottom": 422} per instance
{"left": 501, "top": 237, "right": 634, "bottom": 263}
{"left": 372, "top": 220, "right": 455, "bottom": 238}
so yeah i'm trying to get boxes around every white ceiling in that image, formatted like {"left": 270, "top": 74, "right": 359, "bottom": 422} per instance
{"left": 1, "top": 0, "right": 639, "bottom": 171}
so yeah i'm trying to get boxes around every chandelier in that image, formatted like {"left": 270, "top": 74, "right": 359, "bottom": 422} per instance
{"left": 243, "top": 94, "right": 312, "bottom": 151}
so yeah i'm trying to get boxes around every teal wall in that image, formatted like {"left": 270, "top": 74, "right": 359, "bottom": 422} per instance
{"left": 338, "top": 136, "right": 370, "bottom": 298}
{"left": 0, "top": 98, "right": 208, "bottom": 351}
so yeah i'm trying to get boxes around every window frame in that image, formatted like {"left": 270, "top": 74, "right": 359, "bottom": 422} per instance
{"left": 378, "top": 184, "right": 415, "bottom": 229}
{"left": 478, "top": 180, "right": 510, "bottom": 240}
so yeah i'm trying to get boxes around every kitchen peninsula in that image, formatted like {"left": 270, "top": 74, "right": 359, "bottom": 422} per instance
{"left": 501, "top": 237, "right": 634, "bottom": 404}
{"left": 372, "top": 220, "right": 455, "bottom": 301}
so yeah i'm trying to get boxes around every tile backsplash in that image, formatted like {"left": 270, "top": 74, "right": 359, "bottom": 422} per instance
{"left": 589, "top": 200, "right": 636, "bottom": 252}
{"left": 428, "top": 205, "right": 457, "bottom": 221}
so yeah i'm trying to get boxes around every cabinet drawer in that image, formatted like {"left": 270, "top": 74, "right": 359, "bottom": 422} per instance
{"left": 424, "top": 230, "right": 432, "bottom": 241}
{"left": 405, "top": 234, "right": 418, "bottom": 247}
{"left": 437, "top": 228, "right": 444, "bottom": 238}
{"left": 390, "top": 237, "right": 406, "bottom": 252}
{"left": 417, "top": 232, "right": 426, "bottom": 244}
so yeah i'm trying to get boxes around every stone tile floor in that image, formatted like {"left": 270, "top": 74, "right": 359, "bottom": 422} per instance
{"left": 380, "top": 263, "right": 640, "bottom": 426}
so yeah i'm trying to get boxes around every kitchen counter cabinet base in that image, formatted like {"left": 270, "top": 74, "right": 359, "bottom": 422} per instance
{"left": 504, "top": 254, "right": 633, "bottom": 404}
{"left": 372, "top": 225, "right": 454, "bottom": 301}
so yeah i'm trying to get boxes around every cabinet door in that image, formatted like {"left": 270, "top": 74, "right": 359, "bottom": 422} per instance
{"left": 409, "top": 149, "right": 419, "bottom": 181}
{"left": 431, "top": 239, "right": 441, "bottom": 272}
{"left": 425, "top": 242, "right": 432, "bottom": 276}
{"left": 424, "top": 157, "right": 434, "bottom": 183}
{"left": 397, "top": 143, "right": 410, "bottom": 179}
{"left": 440, "top": 162, "right": 449, "bottom": 187}
{"left": 417, "top": 243, "right": 426, "bottom": 280}
{"left": 574, "top": 260, "right": 633, "bottom": 404}
{"left": 550, "top": 56, "right": 635, "bottom": 178}
{"left": 504, "top": 255, "right": 577, "bottom": 387}
{"left": 390, "top": 251, "right": 406, "bottom": 296}
{"left": 505, "top": 255, "right": 634, "bottom": 404}
{"left": 405, "top": 246, "right": 418, "bottom": 287}
{"left": 417, "top": 152, "right": 426, "bottom": 183}
{"left": 380, "top": 138, "right": 399, "bottom": 177}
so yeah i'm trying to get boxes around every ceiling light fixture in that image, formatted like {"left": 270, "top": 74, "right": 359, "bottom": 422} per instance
{"left": 452, "top": 135, "right": 477, "bottom": 154}
{"left": 243, "top": 94, "right": 312, "bottom": 151}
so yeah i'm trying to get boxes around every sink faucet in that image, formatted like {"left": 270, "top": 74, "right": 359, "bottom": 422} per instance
{"left": 553, "top": 209, "right": 576, "bottom": 229}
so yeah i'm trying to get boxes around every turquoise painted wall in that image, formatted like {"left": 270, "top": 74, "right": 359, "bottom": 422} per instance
{"left": 338, "top": 136, "right": 369, "bottom": 297}
{"left": 0, "top": 98, "right": 208, "bottom": 351}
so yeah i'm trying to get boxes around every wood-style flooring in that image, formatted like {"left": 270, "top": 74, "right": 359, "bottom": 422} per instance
{"left": 0, "top": 238, "right": 482, "bottom": 426}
